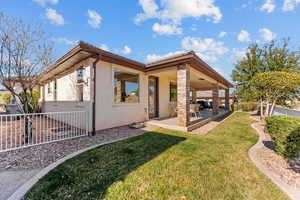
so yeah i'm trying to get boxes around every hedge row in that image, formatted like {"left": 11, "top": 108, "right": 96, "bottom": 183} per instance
{"left": 231, "top": 102, "right": 258, "bottom": 112}
{"left": 265, "top": 116, "right": 300, "bottom": 158}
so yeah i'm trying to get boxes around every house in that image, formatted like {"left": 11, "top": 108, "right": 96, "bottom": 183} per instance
{"left": 38, "top": 41, "right": 233, "bottom": 133}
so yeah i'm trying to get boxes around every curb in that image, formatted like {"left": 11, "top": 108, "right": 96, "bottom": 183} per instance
{"left": 248, "top": 117, "right": 300, "bottom": 200}
{"left": 8, "top": 134, "right": 142, "bottom": 200}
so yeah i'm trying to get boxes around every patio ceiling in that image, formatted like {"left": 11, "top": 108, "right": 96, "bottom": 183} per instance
{"left": 147, "top": 67, "right": 226, "bottom": 91}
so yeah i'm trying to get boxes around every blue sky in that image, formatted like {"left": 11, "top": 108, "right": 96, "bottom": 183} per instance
{"left": 1, "top": 0, "right": 300, "bottom": 80}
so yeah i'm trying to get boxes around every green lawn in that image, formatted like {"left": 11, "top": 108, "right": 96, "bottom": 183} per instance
{"left": 26, "top": 112, "right": 289, "bottom": 200}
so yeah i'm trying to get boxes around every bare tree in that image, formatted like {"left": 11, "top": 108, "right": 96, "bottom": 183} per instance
{"left": 0, "top": 12, "right": 54, "bottom": 113}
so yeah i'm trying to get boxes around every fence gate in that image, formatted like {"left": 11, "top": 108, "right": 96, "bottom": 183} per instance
{"left": 0, "top": 111, "right": 89, "bottom": 152}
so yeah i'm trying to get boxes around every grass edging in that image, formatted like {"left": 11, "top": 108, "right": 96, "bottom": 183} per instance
{"left": 7, "top": 134, "right": 143, "bottom": 200}
{"left": 248, "top": 116, "right": 300, "bottom": 200}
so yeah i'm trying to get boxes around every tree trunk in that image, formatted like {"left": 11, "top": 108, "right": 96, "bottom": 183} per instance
{"left": 265, "top": 100, "right": 270, "bottom": 116}
{"left": 260, "top": 100, "right": 264, "bottom": 119}
{"left": 269, "top": 99, "right": 277, "bottom": 116}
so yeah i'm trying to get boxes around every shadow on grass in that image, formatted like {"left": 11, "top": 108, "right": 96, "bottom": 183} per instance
{"left": 25, "top": 131, "right": 186, "bottom": 200}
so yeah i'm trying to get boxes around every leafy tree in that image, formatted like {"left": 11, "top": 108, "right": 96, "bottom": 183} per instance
{"left": 232, "top": 40, "right": 300, "bottom": 102}
{"left": 1, "top": 92, "right": 11, "bottom": 104}
{"left": 251, "top": 72, "right": 300, "bottom": 118}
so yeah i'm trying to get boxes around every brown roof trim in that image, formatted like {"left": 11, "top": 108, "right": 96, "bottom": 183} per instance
{"left": 40, "top": 41, "right": 233, "bottom": 88}
{"left": 78, "top": 41, "right": 146, "bottom": 71}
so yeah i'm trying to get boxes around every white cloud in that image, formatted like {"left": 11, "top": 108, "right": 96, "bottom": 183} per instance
{"left": 53, "top": 37, "right": 78, "bottom": 45}
{"left": 152, "top": 23, "right": 182, "bottom": 35}
{"left": 238, "top": 30, "right": 251, "bottom": 42}
{"left": 230, "top": 48, "right": 248, "bottom": 63}
{"left": 283, "top": 0, "right": 300, "bottom": 11}
{"left": 99, "top": 44, "right": 109, "bottom": 51}
{"left": 261, "top": 0, "right": 276, "bottom": 13}
{"left": 218, "top": 31, "right": 227, "bottom": 38}
{"left": 45, "top": 8, "right": 64, "bottom": 25}
{"left": 259, "top": 28, "right": 277, "bottom": 41}
{"left": 33, "top": 0, "right": 59, "bottom": 6}
{"left": 135, "top": 0, "right": 222, "bottom": 34}
{"left": 181, "top": 36, "right": 228, "bottom": 62}
{"left": 122, "top": 45, "right": 131, "bottom": 54}
{"left": 87, "top": 10, "right": 102, "bottom": 29}
{"left": 146, "top": 51, "right": 184, "bottom": 63}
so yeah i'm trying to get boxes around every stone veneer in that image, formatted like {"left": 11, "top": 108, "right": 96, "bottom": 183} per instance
{"left": 225, "top": 89, "right": 230, "bottom": 110}
{"left": 177, "top": 65, "right": 190, "bottom": 127}
{"left": 212, "top": 84, "right": 219, "bottom": 115}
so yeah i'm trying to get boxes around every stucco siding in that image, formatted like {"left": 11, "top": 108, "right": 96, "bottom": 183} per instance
{"left": 158, "top": 77, "right": 171, "bottom": 118}
{"left": 95, "top": 61, "right": 148, "bottom": 130}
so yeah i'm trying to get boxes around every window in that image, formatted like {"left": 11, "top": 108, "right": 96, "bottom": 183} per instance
{"left": 76, "top": 67, "right": 84, "bottom": 83}
{"left": 47, "top": 83, "right": 51, "bottom": 94}
{"left": 113, "top": 68, "right": 139, "bottom": 103}
{"left": 170, "top": 82, "right": 177, "bottom": 102}
{"left": 54, "top": 80, "right": 57, "bottom": 101}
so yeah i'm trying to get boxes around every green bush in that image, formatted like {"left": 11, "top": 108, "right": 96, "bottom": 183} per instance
{"left": 231, "top": 102, "right": 257, "bottom": 112}
{"left": 231, "top": 103, "right": 238, "bottom": 111}
{"left": 240, "top": 102, "right": 257, "bottom": 111}
{"left": 2, "top": 93, "right": 11, "bottom": 104}
{"left": 265, "top": 116, "right": 300, "bottom": 158}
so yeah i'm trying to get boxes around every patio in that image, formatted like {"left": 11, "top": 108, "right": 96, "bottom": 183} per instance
{"left": 146, "top": 108, "right": 229, "bottom": 132}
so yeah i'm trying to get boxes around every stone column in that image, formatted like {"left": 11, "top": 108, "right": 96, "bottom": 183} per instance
{"left": 212, "top": 84, "right": 219, "bottom": 115}
{"left": 225, "top": 89, "right": 230, "bottom": 110}
{"left": 177, "top": 65, "right": 190, "bottom": 127}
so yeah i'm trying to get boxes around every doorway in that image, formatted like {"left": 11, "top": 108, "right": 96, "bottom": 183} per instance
{"left": 148, "top": 76, "right": 159, "bottom": 119}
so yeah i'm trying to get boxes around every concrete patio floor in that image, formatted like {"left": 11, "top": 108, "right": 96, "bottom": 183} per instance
{"left": 146, "top": 109, "right": 229, "bottom": 132}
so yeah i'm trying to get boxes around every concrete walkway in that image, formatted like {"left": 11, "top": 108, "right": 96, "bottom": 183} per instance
{"left": 0, "top": 169, "right": 40, "bottom": 200}
{"left": 249, "top": 115, "right": 300, "bottom": 200}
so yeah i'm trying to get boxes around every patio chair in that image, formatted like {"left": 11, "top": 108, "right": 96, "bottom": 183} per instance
{"left": 190, "top": 104, "right": 201, "bottom": 118}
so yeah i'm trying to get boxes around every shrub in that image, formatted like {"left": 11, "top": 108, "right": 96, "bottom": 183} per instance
{"left": 2, "top": 93, "right": 11, "bottom": 104}
{"left": 231, "top": 103, "right": 238, "bottom": 111}
{"left": 240, "top": 102, "right": 257, "bottom": 111}
{"left": 265, "top": 116, "right": 300, "bottom": 158}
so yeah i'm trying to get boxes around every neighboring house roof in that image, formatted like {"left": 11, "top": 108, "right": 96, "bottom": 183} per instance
{"left": 39, "top": 41, "right": 233, "bottom": 88}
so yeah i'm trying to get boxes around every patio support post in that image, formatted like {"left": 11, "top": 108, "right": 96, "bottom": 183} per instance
{"left": 225, "top": 89, "right": 230, "bottom": 110}
{"left": 212, "top": 84, "right": 219, "bottom": 115}
{"left": 177, "top": 65, "right": 190, "bottom": 127}
{"left": 192, "top": 89, "right": 197, "bottom": 102}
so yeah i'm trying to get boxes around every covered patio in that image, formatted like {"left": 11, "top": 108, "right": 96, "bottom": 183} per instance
{"left": 145, "top": 52, "right": 233, "bottom": 131}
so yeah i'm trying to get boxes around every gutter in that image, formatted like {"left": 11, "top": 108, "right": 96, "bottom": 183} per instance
{"left": 92, "top": 54, "right": 101, "bottom": 136}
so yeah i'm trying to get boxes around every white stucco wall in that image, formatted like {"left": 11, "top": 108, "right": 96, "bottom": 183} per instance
{"left": 158, "top": 76, "right": 172, "bottom": 118}
{"left": 42, "top": 64, "right": 92, "bottom": 102}
{"left": 95, "top": 61, "right": 149, "bottom": 130}
{"left": 40, "top": 59, "right": 177, "bottom": 131}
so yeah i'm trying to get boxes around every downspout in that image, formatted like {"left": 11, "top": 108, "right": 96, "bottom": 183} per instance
{"left": 92, "top": 54, "right": 101, "bottom": 136}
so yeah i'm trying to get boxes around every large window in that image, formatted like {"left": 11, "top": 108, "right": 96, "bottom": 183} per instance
{"left": 113, "top": 68, "right": 139, "bottom": 103}
{"left": 170, "top": 82, "right": 177, "bottom": 102}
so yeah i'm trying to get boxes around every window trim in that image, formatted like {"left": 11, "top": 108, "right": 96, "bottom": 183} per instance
{"left": 76, "top": 67, "right": 85, "bottom": 83}
{"left": 112, "top": 67, "right": 140, "bottom": 104}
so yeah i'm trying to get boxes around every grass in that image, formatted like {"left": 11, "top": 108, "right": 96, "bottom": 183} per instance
{"left": 26, "top": 112, "right": 289, "bottom": 200}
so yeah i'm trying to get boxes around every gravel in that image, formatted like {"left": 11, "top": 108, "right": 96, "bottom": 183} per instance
{"left": 0, "top": 125, "right": 151, "bottom": 171}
